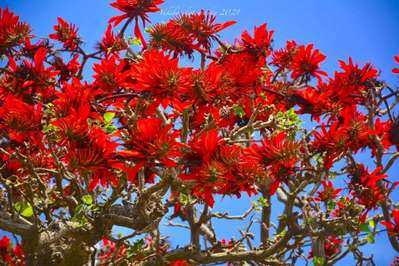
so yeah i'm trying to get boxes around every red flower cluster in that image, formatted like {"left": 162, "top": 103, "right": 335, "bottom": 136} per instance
{"left": 315, "top": 180, "right": 342, "bottom": 203}
{"left": 128, "top": 49, "right": 192, "bottom": 110}
{"left": 0, "top": 95, "right": 42, "bottom": 144}
{"left": 0, "top": 236, "right": 24, "bottom": 266}
{"left": 393, "top": 56, "right": 399, "bottom": 74}
{"left": 49, "top": 17, "right": 80, "bottom": 50}
{"left": 118, "top": 117, "right": 183, "bottom": 182}
{"left": 0, "top": 8, "right": 30, "bottom": 54}
{"left": 149, "top": 10, "right": 235, "bottom": 56}
{"left": 290, "top": 44, "right": 327, "bottom": 83}
{"left": 309, "top": 236, "right": 342, "bottom": 259}
{"left": 240, "top": 23, "right": 274, "bottom": 56}
{"left": 381, "top": 209, "right": 399, "bottom": 237}
{"left": 98, "top": 25, "right": 127, "bottom": 55}
{"left": 348, "top": 164, "right": 387, "bottom": 209}
{"left": 180, "top": 129, "right": 257, "bottom": 206}
{"left": 249, "top": 132, "right": 300, "bottom": 192}
{"left": 97, "top": 238, "right": 127, "bottom": 263}
{"left": 109, "top": 0, "right": 165, "bottom": 46}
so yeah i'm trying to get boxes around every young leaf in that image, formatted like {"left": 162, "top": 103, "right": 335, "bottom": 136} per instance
{"left": 14, "top": 202, "right": 34, "bottom": 218}
{"left": 104, "top": 112, "right": 115, "bottom": 124}
{"left": 369, "top": 219, "right": 376, "bottom": 229}
{"left": 366, "top": 233, "right": 375, "bottom": 244}
{"left": 82, "top": 195, "right": 93, "bottom": 205}
{"left": 359, "top": 223, "right": 370, "bottom": 233}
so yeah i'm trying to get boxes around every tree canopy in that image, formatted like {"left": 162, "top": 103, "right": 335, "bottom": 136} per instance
{"left": 0, "top": 1, "right": 399, "bottom": 265}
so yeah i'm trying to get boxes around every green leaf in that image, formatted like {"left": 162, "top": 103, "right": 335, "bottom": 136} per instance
{"left": 313, "top": 256, "right": 325, "bottom": 266}
{"left": 369, "top": 219, "right": 376, "bottom": 229}
{"left": 14, "top": 202, "right": 34, "bottom": 218}
{"left": 257, "top": 197, "right": 269, "bottom": 207}
{"left": 366, "top": 233, "right": 375, "bottom": 244}
{"left": 104, "top": 112, "right": 115, "bottom": 123}
{"left": 144, "top": 25, "right": 153, "bottom": 33}
{"left": 82, "top": 195, "right": 93, "bottom": 205}
{"left": 105, "top": 124, "right": 118, "bottom": 134}
{"left": 327, "top": 200, "right": 336, "bottom": 211}
{"left": 42, "top": 124, "right": 57, "bottom": 133}
{"left": 179, "top": 193, "right": 188, "bottom": 205}
{"left": 359, "top": 223, "right": 370, "bottom": 233}
{"left": 106, "top": 47, "right": 113, "bottom": 55}
{"left": 275, "top": 229, "right": 287, "bottom": 239}
{"left": 233, "top": 105, "right": 246, "bottom": 118}
{"left": 74, "top": 204, "right": 84, "bottom": 215}
{"left": 128, "top": 37, "right": 142, "bottom": 46}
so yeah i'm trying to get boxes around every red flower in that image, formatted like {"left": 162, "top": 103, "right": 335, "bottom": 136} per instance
{"left": 188, "top": 129, "right": 221, "bottom": 164}
{"left": 216, "top": 52, "right": 264, "bottom": 101}
{"left": 129, "top": 50, "right": 192, "bottom": 109}
{"left": 179, "top": 129, "right": 224, "bottom": 206}
{"left": 272, "top": 40, "right": 298, "bottom": 71}
{"left": 188, "top": 64, "right": 224, "bottom": 104}
{"left": 381, "top": 209, "right": 399, "bottom": 236}
{"left": 98, "top": 24, "right": 127, "bottom": 55}
{"left": 348, "top": 165, "right": 386, "bottom": 209}
{"left": 5, "top": 47, "right": 59, "bottom": 100}
{"left": 312, "top": 122, "right": 347, "bottom": 169}
{"left": 241, "top": 23, "right": 274, "bottom": 56}
{"left": 52, "top": 54, "right": 80, "bottom": 82}
{"left": 0, "top": 8, "right": 30, "bottom": 53}
{"left": 13, "top": 244, "right": 23, "bottom": 258}
{"left": 93, "top": 55, "right": 126, "bottom": 93}
{"left": 329, "top": 57, "right": 378, "bottom": 104}
{"left": 337, "top": 57, "right": 378, "bottom": 85}
{"left": 316, "top": 181, "right": 342, "bottom": 202}
{"left": 109, "top": 0, "right": 165, "bottom": 47}
{"left": 290, "top": 44, "right": 327, "bottom": 82}
{"left": 149, "top": 21, "right": 199, "bottom": 58}
{"left": 0, "top": 95, "right": 42, "bottom": 144}
{"left": 339, "top": 107, "right": 375, "bottom": 153}
{"left": 174, "top": 10, "right": 236, "bottom": 51}
{"left": 0, "top": 236, "right": 14, "bottom": 265}
{"left": 52, "top": 110, "right": 90, "bottom": 146}
{"left": 393, "top": 55, "right": 399, "bottom": 74}
{"left": 309, "top": 236, "right": 342, "bottom": 259}
{"left": 53, "top": 78, "right": 94, "bottom": 117}
{"left": 49, "top": 17, "right": 80, "bottom": 50}
{"left": 98, "top": 238, "right": 127, "bottom": 263}
{"left": 250, "top": 132, "right": 299, "bottom": 178}
{"left": 118, "top": 117, "right": 183, "bottom": 180}
{"left": 388, "top": 117, "right": 399, "bottom": 150}
{"left": 0, "top": 236, "right": 10, "bottom": 251}
{"left": 65, "top": 127, "right": 119, "bottom": 191}
{"left": 289, "top": 86, "right": 330, "bottom": 121}
{"left": 168, "top": 260, "right": 192, "bottom": 266}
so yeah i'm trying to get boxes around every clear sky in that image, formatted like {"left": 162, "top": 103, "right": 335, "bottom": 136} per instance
{"left": 1, "top": 0, "right": 399, "bottom": 264}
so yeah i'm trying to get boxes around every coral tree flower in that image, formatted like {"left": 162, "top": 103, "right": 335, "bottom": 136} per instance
{"left": 240, "top": 23, "right": 274, "bottom": 56}
{"left": 118, "top": 117, "right": 183, "bottom": 182}
{"left": 393, "top": 55, "right": 399, "bottom": 74}
{"left": 174, "top": 10, "right": 236, "bottom": 51}
{"left": 109, "top": 0, "right": 165, "bottom": 47}
{"left": 290, "top": 44, "right": 327, "bottom": 82}
{"left": 128, "top": 49, "right": 192, "bottom": 110}
{"left": 381, "top": 209, "right": 399, "bottom": 236}
{"left": 0, "top": 8, "right": 30, "bottom": 53}
{"left": 49, "top": 17, "right": 80, "bottom": 50}
{"left": 316, "top": 181, "right": 342, "bottom": 202}
{"left": 98, "top": 24, "right": 127, "bottom": 55}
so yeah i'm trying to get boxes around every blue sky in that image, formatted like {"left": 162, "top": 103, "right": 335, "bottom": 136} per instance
{"left": 1, "top": 0, "right": 399, "bottom": 264}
